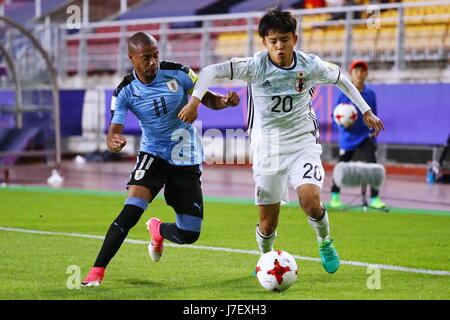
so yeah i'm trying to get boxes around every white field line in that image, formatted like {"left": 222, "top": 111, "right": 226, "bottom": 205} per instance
{"left": 1, "top": 226, "right": 450, "bottom": 276}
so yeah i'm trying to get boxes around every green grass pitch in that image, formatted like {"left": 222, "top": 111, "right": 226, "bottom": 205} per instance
{"left": 0, "top": 187, "right": 449, "bottom": 300}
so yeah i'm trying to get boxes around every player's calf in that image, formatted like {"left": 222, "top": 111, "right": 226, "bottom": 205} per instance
{"left": 159, "top": 222, "right": 201, "bottom": 244}
{"left": 84, "top": 197, "right": 148, "bottom": 286}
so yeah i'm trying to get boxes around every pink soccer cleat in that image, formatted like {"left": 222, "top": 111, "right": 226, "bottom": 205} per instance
{"left": 81, "top": 267, "right": 105, "bottom": 287}
{"left": 145, "top": 218, "right": 164, "bottom": 262}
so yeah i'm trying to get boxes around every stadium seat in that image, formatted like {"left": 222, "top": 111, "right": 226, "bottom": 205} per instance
{"left": 3, "top": 0, "right": 72, "bottom": 24}
{"left": 380, "top": 9, "right": 398, "bottom": 28}
{"left": 214, "top": 33, "right": 248, "bottom": 58}
{"left": 302, "top": 27, "right": 317, "bottom": 53}
{"left": 376, "top": 27, "right": 397, "bottom": 60}
{"left": 0, "top": 128, "right": 41, "bottom": 166}
{"left": 213, "top": 32, "right": 264, "bottom": 59}
{"left": 404, "top": 25, "right": 425, "bottom": 59}
{"left": 428, "top": 25, "right": 447, "bottom": 50}
{"left": 353, "top": 27, "right": 378, "bottom": 60}
{"left": 115, "top": 0, "right": 219, "bottom": 20}
{"left": 300, "top": 29, "right": 313, "bottom": 52}
{"left": 324, "top": 28, "right": 345, "bottom": 57}
{"left": 445, "top": 29, "right": 450, "bottom": 49}
{"left": 166, "top": 36, "right": 203, "bottom": 69}
{"left": 404, "top": 7, "right": 422, "bottom": 25}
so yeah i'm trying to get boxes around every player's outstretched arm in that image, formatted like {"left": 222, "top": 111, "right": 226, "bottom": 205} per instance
{"left": 106, "top": 123, "right": 127, "bottom": 152}
{"left": 202, "top": 90, "right": 240, "bottom": 110}
{"left": 178, "top": 90, "right": 240, "bottom": 124}
{"left": 335, "top": 74, "right": 385, "bottom": 137}
{"left": 178, "top": 62, "right": 234, "bottom": 124}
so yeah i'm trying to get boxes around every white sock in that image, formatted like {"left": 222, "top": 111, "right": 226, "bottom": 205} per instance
{"left": 255, "top": 224, "right": 276, "bottom": 254}
{"left": 307, "top": 207, "right": 330, "bottom": 243}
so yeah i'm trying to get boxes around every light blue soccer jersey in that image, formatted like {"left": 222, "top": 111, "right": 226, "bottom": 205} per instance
{"left": 110, "top": 61, "right": 203, "bottom": 165}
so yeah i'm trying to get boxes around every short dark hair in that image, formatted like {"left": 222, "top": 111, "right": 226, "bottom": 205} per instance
{"left": 258, "top": 6, "right": 297, "bottom": 38}
{"left": 128, "top": 32, "right": 158, "bottom": 53}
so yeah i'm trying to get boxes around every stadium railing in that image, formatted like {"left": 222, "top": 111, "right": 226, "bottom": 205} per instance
{"left": 1, "top": 1, "right": 449, "bottom": 78}
{"left": 50, "top": 0, "right": 450, "bottom": 77}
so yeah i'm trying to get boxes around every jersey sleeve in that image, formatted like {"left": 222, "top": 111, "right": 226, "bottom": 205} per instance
{"left": 182, "top": 67, "right": 199, "bottom": 95}
{"left": 110, "top": 88, "right": 129, "bottom": 126}
{"left": 311, "top": 54, "right": 341, "bottom": 85}
{"left": 229, "top": 57, "right": 256, "bottom": 82}
{"left": 191, "top": 58, "right": 253, "bottom": 100}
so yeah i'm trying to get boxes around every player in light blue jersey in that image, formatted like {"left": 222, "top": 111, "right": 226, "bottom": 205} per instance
{"left": 82, "top": 32, "right": 239, "bottom": 286}
{"left": 181, "top": 7, "right": 385, "bottom": 275}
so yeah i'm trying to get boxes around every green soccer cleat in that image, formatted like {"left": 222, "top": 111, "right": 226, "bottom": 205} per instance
{"left": 319, "top": 239, "right": 340, "bottom": 274}
{"left": 329, "top": 192, "right": 343, "bottom": 209}
{"left": 370, "top": 196, "right": 387, "bottom": 209}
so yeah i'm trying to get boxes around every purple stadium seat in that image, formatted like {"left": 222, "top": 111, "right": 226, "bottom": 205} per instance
{"left": 41, "top": 0, "right": 71, "bottom": 15}
{"left": 230, "top": 0, "right": 303, "bottom": 13}
{"left": 4, "top": 0, "right": 72, "bottom": 24}
{"left": 0, "top": 127, "right": 40, "bottom": 165}
{"left": 0, "top": 66, "right": 8, "bottom": 77}
{"left": 4, "top": 1, "right": 34, "bottom": 24}
{"left": 116, "top": 0, "right": 220, "bottom": 20}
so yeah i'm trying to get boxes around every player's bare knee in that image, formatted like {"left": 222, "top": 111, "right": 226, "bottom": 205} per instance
{"left": 127, "top": 185, "right": 152, "bottom": 202}
{"left": 300, "top": 196, "right": 322, "bottom": 218}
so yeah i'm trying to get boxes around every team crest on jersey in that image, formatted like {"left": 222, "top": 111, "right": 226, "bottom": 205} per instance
{"left": 166, "top": 79, "right": 179, "bottom": 93}
{"left": 134, "top": 169, "right": 145, "bottom": 181}
{"left": 294, "top": 71, "right": 306, "bottom": 92}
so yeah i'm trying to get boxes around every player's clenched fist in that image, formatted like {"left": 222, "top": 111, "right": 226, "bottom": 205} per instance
{"left": 178, "top": 102, "right": 199, "bottom": 124}
{"left": 222, "top": 91, "right": 240, "bottom": 107}
{"left": 107, "top": 133, "right": 127, "bottom": 152}
{"left": 178, "top": 91, "right": 240, "bottom": 124}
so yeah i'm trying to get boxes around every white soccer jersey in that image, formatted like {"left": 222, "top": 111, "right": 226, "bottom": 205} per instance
{"left": 233, "top": 50, "right": 339, "bottom": 135}
{"left": 192, "top": 49, "right": 371, "bottom": 201}
{"left": 229, "top": 50, "right": 340, "bottom": 171}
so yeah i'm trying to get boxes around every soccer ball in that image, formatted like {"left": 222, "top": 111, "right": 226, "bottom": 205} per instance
{"left": 255, "top": 250, "right": 298, "bottom": 292}
{"left": 333, "top": 103, "right": 358, "bottom": 128}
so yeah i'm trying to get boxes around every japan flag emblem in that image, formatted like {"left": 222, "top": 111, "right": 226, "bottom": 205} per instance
{"left": 295, "top": 71, "right": 306, "bottom": 92}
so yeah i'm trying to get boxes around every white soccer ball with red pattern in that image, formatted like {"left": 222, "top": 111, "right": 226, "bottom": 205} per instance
{"left": 255, "top": 250, "right": 298, "bottom": 292}
{"left": 333, "top": 103, "right": 358, "bottom": 128}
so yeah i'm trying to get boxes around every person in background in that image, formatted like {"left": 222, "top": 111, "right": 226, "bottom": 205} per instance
{"left": 330, "top": 60, "right": 387, "bottom": 209}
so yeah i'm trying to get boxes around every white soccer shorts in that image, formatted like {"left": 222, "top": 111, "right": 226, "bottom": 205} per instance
{"left": 253, "top": 134, "right": 325, "bottom": 205}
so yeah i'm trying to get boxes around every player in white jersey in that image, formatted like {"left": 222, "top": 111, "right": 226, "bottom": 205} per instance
{"left": 179, "top": 7, "right": 385, "bottom": 274}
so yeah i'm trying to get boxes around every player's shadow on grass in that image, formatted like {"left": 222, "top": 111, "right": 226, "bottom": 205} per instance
{"left": 205, "top": 275, "right": 305, "bottom": 297}
{"left": 119, "top": 278, "right": 165, "bottom": 286}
